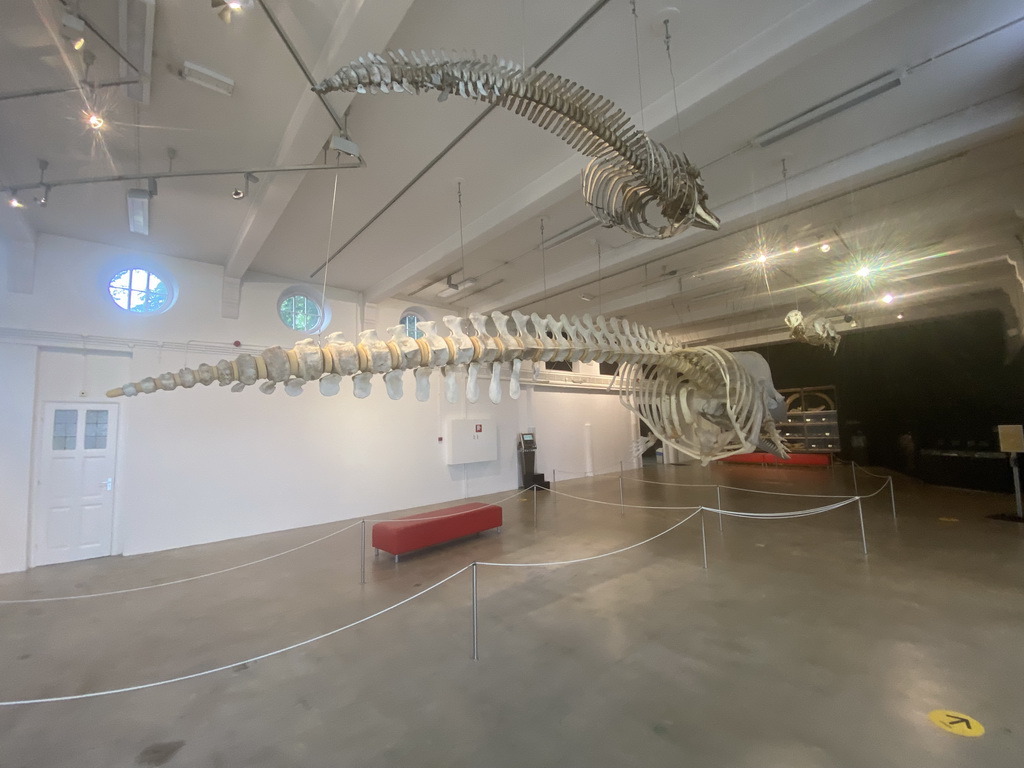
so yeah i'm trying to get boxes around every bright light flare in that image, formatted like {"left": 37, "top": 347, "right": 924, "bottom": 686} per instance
{"left": 855, "top": 266, "right": 871, "bottom": 277}
{"left": 228, "top": 1, "right": 243, "bottom": 8}
{"left": 881, "top": 293, "right": 894, "bottom": 304}
{"left": 9, "top": 196, "right": 24, "bottom": 208}
{"left": 86, "top": 112, "right": 104, "bottom": 130}
{"left": 819, "top": 242, "right": 831, "bottom": 253}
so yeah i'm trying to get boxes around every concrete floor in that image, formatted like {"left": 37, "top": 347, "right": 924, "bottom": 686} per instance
{"left": 1, "top": 463, "right": 1022, "bottom": 767}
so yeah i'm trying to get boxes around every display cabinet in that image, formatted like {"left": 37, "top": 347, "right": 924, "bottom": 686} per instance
{"left": 777, "top": 386, "right": 839, "bottom": 454}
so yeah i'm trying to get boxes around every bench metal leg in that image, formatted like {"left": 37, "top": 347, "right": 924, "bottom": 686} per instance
{"left": 394, "top": 554, "right": 399, "bottom": 564}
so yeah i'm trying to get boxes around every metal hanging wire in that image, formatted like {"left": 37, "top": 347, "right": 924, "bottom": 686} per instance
{"left": 629, "top": 0, "right": 646, "bottom": 131}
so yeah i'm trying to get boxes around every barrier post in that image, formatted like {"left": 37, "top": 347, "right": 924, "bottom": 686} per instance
{"left": 359, "top": 520, "right": 366, "bottom": 585}
{"left": 620, "top": 460, "right": 624, "bottom": 477}
{"left": 552, "top": 469, "right": 556, "bottom": 490}
{"left": 700, "top": 509, "right": 708, "bottom": 569}
{"left": 619, "top": 476, "right": 625, "bottom": 516}
{"left": 471, "top": 563, "right": 479, "bottom": 661}
{"left": 716, "top": 486, "right": 723, "bottom": 531}
{"left": 533, "top": 484, "right": 538, "bottom": 528}
{"left": 856, "top": 498, "right": 868, "bottom": 555}
{"left": 851, "top": 461, "right": 859, "bottom": 495}
{"left": 888, "top": 477, "right": 897, "bottom": 524}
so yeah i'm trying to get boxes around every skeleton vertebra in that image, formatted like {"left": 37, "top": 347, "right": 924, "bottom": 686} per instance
{"left": 107, "top": 313, "right": 787, "bottom": 465}
{"left": 313, "top": 51, "right": 720, "bottom": 240}
{"left": 785, "top": 310, "right": 840, "bottom": 354}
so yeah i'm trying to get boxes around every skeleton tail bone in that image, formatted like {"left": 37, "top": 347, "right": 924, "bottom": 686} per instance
{"left": 313, "top": 51, "right": 720, "bottom": 239}
{"left": 108, "top": 312, "right": 787, "bottom": 465}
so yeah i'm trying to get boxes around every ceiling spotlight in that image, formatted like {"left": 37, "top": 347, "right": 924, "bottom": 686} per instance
{"left": 35, "top": 186, "right": 50, "bottom": 207}
{"left": 850, "top": 319, "right": 858, "bottom": 327}
{"left": 212, "top": 0, "right": 249, "bottom": 23}
{"left": 896, "top": 312, "right": 905, "bottom": 320}
{"left": 881, "top": 293, "right": 894, "bottom": 304}
{"left": 757, "top": 252, "right": 768, "bottom": 264}
{"left": 86, "top": 112, "right": 104, "bottom": 130}
{"left": 60, "top": 13, "right": 86, "bottom": 51}
{"left": 843, "top": 314, "right": 853, "bottom": 323}
{"left": 231, "top": 172, "right": 259, "bottom": 199}
{"left": 580, "top": 293, "right": 595, "bottom": 302}
{"left": 819, "top": 242, "right": 831, "bottom": 253}
{"left": 855, "top": 266, "right": 870, "bottom": 277}
{"left": 792, "top": 246, "right": 801, "bottom": 253}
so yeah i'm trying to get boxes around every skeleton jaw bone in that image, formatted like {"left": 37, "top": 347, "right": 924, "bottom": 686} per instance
{"left": 107, "top": 312, "right": 785, "bottom": 465}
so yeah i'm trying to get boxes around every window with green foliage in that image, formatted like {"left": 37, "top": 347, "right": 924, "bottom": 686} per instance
{"left": 108, "top": 268, "right": 171, "bottom": 314}
{"left": 279, "top": 294, "right": 323, "bottom": 332}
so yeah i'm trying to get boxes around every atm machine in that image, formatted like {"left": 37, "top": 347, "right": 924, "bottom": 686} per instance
{"left": 517, "top": 432, "right": 550, "bottom": 489}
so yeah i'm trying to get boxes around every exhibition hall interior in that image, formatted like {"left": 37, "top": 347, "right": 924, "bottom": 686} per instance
{"left": 1, "top": 0, "right": 1022, "bottom": 764}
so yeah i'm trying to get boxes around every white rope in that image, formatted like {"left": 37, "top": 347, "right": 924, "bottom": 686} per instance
{"left": 705, "top": 497, "right": 857, "bottom": 519}
{"left": 0, "top": 565, "right": 473, "bottom": 706}
{"left": 478, "top": 509, "right": 702, "bottom": 568}
{"left": 0, "top": 489, "right": 528, "bottom": 605}
{"left": 544, "top": 486, "right": 701, "bottom": 511}
{"left": 0, "top": 520, "right": 363, "bottom": 604}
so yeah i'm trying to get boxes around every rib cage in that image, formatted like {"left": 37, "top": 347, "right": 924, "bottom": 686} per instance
{"left": 313, "top": 51, "right": 721, "bottom": 239}
{"left": 107, "top": 311, "right": 787, "bottom": 465}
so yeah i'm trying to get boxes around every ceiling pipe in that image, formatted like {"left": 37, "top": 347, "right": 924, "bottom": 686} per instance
{"left": 0, "top": 78, "right": 140, "bottom": 103}
{"left": 254, "top": 0, "right": 348, "bottom": 137}
{"left": 60, "top": 1, "right": 143, "bottom": 73}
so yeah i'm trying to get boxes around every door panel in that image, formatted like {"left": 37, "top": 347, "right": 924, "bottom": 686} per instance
{"left": 33, "top": 403, "right": 119, "bottom": 567}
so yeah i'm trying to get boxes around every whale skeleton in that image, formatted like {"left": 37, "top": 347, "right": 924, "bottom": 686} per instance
{"left": 107, "top": 311, "right": 788, "bottom": 465}
{"left": 313, "top": 50, "right": 720, "bottom": 240}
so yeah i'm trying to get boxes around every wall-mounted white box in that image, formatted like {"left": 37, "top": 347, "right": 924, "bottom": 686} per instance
{"left": 446, "top": 418, "right": 497, "bottom": 465}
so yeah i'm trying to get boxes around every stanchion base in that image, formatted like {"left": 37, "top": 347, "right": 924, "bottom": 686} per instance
{"left": 987, "top": 513, "right": 1024, "bottom": 524}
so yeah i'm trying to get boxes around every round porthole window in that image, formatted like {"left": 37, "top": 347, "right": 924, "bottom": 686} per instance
{"left": 400, "top": 311, "right": 424, "bottom": 339}
{"left": 278, "top": 288, "right": 330, "bottom": 333}
{"left": 107, "top": 267, "right": 174, "bottom": 314}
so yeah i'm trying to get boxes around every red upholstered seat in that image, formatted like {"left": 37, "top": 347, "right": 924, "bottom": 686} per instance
{"left": 716, "top": 452, "right": 831, "bottom": 466}
{"left": 372, "top": 503, "right": 503, "bottom": 557}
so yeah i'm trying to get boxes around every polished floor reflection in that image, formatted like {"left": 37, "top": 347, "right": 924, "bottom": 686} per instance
{"left": 0, "top": 463, "right": 1021, "bottom": 767}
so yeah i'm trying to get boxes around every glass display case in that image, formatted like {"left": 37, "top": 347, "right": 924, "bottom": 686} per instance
{"left": 777, "top": 386, "right": 839, "bottom": 454}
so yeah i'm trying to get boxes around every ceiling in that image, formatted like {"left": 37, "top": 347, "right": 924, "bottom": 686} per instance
{"left": 2, "top": 0, "right": 1023, "bottom": 352}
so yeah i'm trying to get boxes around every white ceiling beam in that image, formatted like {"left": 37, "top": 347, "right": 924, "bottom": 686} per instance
{"left": 365, "top": 0, "right": 894, "bottom": 305}
{"left": 488, "top": 91, "right": 1024, "bottom": 314}
{"left": 222, "top": 0, "right": 417, "bottom": 315}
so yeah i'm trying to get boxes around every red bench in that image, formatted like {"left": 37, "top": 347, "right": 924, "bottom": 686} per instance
{"left": 372, "top": 503, "right": 503, "bottom": 561}
{"left": 716, "top": 452, "right": 832, "bottom": 466}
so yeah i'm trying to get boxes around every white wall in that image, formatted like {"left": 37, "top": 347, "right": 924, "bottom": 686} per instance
{"left": 530, "top": 389, "right": 638, "bottom": 479}
{"left": 0, "top": 234, "right": 637, "bottom": 571}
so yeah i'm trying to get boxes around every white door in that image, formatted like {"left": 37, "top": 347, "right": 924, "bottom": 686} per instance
{"left": 32, "top": 403, "right": 119, "bottom": 566}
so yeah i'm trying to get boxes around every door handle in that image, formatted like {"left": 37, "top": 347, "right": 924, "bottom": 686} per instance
{"left": 102, "top": 478, "right": 113, "bottom": 491}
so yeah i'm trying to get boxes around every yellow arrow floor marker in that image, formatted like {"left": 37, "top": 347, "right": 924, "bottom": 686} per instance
{"left": 928, "top": 710, "right": 984, "bottom": 737}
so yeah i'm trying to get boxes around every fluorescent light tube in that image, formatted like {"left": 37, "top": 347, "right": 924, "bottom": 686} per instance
{"left": 180, "top": 61, "right": 234, "bottom": 96}
{"left": 127, "top": 189, "right": 150, "bottom": 235}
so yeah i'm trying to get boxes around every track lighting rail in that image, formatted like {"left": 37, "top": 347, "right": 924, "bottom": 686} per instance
{"left": 3, "top": 159, "right": 362, "bottom": 198}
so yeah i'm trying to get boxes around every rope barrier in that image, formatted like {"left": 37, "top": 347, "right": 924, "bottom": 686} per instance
{"left": 0, "top": 564, "right": 474, "bottom": 706}
{"left": 478, "top": 509, "right": 702, "bottom": 567}
{"left": 0, "top": 520, "right": 362, "bottom": 604}
{"left": 0, "top": 488, "right": 530, "bottom": 605}
{"left": 0, "top": 476, "right": 890, "bottom": 706}
{"left": 543, "top": 486, "right": 702, "bottom": 511}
